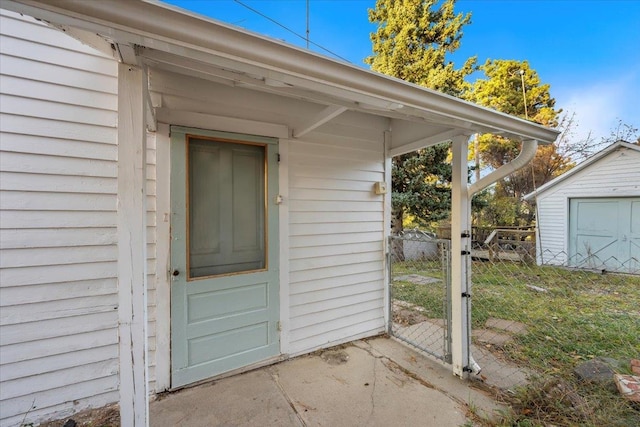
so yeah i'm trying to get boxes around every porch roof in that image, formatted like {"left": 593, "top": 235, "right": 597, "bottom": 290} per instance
{"left": 5, "top": 0, "right": 559, "bottom": 154}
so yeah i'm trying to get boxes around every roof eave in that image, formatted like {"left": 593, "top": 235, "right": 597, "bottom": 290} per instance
{"left": 5, "top": 0, "right": 559, "bottom": 144}
{"left": 524, "top": 141, "right": 640, "bottom": 200}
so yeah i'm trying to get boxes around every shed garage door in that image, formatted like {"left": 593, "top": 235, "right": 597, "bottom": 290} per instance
{"left": 569, "top": 197, "right": 640, "bottom": 273}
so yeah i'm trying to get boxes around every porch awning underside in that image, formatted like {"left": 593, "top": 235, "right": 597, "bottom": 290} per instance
{"left": 5, "top": 0, "right": 559, "bottom": 152}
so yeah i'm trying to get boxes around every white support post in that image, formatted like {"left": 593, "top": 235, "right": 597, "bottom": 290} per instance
{"left": 117, "top": 63, "right": 149, "bottom": 426}
{"left": 450, "top": 134, "right": 472, "bottom": 378}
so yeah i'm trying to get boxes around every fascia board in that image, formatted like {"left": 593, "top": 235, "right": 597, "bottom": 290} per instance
{"left": 7, "top": 0, "right": 559, "bottom": 144}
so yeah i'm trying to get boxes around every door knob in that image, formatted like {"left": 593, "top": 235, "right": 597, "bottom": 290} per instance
{"left": 172, "top": 269, "right": 180, "bottom": 277}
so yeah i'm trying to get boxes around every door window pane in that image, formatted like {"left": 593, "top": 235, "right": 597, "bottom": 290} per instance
{"left": 188, "top": 138, "right": 266, "bottom": 278}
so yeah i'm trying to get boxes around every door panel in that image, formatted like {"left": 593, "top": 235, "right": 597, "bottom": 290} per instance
{"left": 627, "top": 200, "right": 640, "bottom": 271}
{"left": 569, "top": 200, "right": 617, "bottom": 266}
{"left": 569, "top": 197, "right": 640, "bottom": 272}
{"left": 171, "top": 127, "right": 279, "bottom": 388}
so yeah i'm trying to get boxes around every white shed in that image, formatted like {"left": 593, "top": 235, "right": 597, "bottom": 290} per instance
{"left": 524, "top": 141, "right": 640, "bottom": 272}
{"left": 0, "top": 1, "right": 558, "bottom": 425}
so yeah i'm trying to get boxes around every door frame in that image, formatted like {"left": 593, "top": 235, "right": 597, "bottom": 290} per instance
{"left": 169, "top": 125, "right": 279, "bottom": 387}
{"left": 153, "top": 117, "right": 291, "bottom": 392}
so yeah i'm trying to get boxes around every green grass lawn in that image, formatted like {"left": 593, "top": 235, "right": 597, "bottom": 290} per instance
{"left": 391, "top": 259, "right": 640, "bottom": 426}
{"left": 471, "top": 262, "right": 640, "bottom": 371}
{"left": 391, "top": 259, "right": 446, "bottom": 318}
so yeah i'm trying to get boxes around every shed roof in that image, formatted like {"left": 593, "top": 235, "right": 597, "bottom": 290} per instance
{"left": 524, "top": 140, "right": 640, "bottom": 201}
{"left": 5, "top": 0, "right": 559, "bottom": 155}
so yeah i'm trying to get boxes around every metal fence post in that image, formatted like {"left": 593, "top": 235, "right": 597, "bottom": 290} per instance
{"left": 387, "top": 236, "right": 393, "bottom": 334}
{"left": 443, "top": 240, "right": 452, "bottom": 364}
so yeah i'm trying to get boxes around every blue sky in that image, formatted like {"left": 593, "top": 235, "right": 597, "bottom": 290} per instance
{"left": 163, "top": 0, "right": 640, "bottom": 143}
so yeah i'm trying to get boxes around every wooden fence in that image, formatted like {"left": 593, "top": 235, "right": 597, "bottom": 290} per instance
{"left": 436, "top": 226, "right": 536, "bottom": 263}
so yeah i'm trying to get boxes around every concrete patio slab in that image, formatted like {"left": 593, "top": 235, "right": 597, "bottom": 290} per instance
{"left": 272, "top": 343, "right": 467, "bottom": 426}
{"left": 150, "top": 368, "right": 303, "bottom": 426}
{"left": 150, "top": 337, "right": 504, "bottom": 426}
{"left": 361, "top": 338, "right": 505, "bottom": 422}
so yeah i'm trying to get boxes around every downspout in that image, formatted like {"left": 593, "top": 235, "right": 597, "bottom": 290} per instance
{"left": 468, "top": 139, "right": 539, "bottom": 196}
{"left": 465, "top": 139, "right": 538, "bottom": 376}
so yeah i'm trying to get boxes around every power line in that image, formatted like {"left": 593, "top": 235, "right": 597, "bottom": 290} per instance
{"left": 306, "top": 0, "right": 310, "bottom": 49}
{"left": 233, "top": 0, "right": 351, "bottom": 63}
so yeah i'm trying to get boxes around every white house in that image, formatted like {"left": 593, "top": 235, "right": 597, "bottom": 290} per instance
{"left": 0, "top": 1, "right": 558, "bottom": 425}
{"left": 524, "top": 141, "right": 640, "bottom": 273}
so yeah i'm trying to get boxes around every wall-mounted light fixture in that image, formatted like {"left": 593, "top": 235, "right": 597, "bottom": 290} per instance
{"left": 374, "top": 181, "right": 387, "bottom": 195}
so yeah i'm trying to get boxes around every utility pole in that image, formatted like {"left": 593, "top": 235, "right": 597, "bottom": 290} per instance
{"left": 474, "top": 133, "right": 480, "bottom": 183}
{"left": 473, "top": 133, "right": 481, "bottom": 226}
{"left": 519, "top": 69, "right": 528, "bottom": 120}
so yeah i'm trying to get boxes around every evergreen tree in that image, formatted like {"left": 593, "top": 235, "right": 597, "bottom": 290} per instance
{"left": 392, "top": 144, "right": 452, "bottom": 230}
{"left": 367, "top": 0, "right": 476, "bottom": 97}
{"left": 366, "top": 0, "right": 475, "bottom": 233}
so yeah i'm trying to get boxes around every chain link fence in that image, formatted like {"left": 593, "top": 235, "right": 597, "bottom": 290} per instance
{"left": 388, "top": 232, "right": 452, "bottom": 363}
{"left": 389, "top": 228, "right": 640, "bottom": 425}
{"left": 470, "top": 239, "right": 640, "bottom": 426}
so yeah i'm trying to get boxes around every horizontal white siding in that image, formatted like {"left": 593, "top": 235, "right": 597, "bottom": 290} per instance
{"left": 0, "top": 10, "right": 158, "bottom": 426}
{"left": 536, "top": 147, "right": 640, "bottom": 263}
{"left": 287, "top": 114, "right": 387, "bottom": 355}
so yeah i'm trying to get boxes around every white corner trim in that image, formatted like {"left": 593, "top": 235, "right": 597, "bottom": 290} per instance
{"left": 117, "top": 63, "right": 149, "bottom": 426}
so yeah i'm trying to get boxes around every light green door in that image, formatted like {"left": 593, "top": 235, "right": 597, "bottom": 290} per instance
{"left": 629, "top": 199, "right": 640, "bottom": 272}
{"left": 170, "top": 126, "right": 280, "bottom": 387}
{"left": 569, "top": 197, "right": 640, "bottom": 272}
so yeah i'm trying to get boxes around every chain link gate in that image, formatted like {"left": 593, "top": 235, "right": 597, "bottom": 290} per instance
{"left": 388, "top": 232, "right": 452, "bottom": 363}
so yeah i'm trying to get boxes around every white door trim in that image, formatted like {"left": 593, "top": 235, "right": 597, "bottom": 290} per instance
{"left": 278, "top": 138, "right": 291, "bottom": 355}
{"left": 153, "top": 119, "right": 290, "bottom": 392}
{"left": 154, "top": 123, "right": 171, "bottom": 392}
